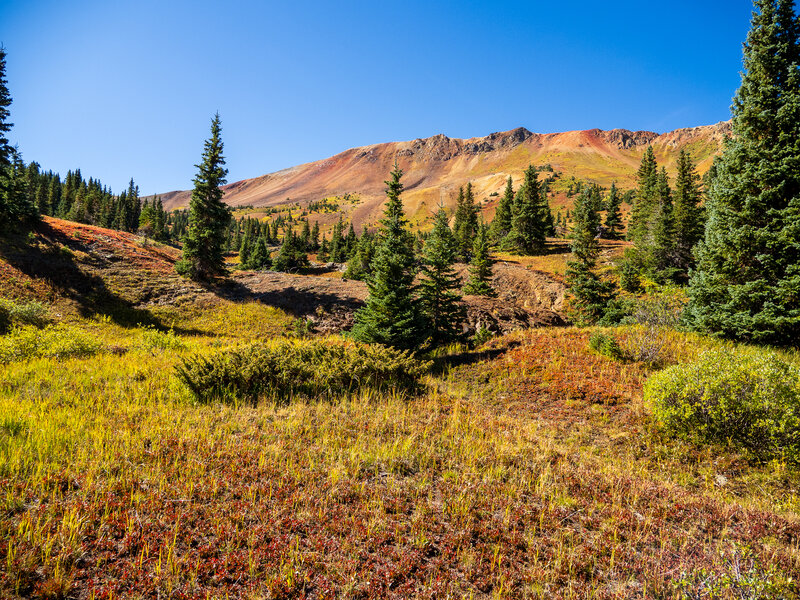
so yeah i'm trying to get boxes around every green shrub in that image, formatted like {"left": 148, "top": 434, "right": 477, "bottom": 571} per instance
{"left": 588, "top": 330, "right": 623, "bottom": 360}
{"left": 0, "top": 298, "right": 50, "bottom": 328}
{"left": 175, "top": 338, "right": 430, "bottom": 405}
{"left": 0, "top": 324, "right": 101, "bottom": 363}
{"left": 645, "top": 349, "right": 800, "bottom": 463}
{"left": 139, "top": 325, "right": 187, "bottom": 351}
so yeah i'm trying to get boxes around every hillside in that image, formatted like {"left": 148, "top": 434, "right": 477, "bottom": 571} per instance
{"left": 158, "top": 122, "right": 730, "bottom": 228}
{"left": 0, "top": 217, "right": 570, "bottom": 334}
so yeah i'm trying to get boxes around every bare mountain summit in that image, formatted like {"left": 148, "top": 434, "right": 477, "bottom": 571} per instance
{"left": 158, "top": 122, "right": 730, "bottom": 228}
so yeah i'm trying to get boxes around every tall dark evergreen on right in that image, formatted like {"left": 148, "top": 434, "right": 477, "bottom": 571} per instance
{"left": 687, "top": 0, "right": 800, "bottom": 344}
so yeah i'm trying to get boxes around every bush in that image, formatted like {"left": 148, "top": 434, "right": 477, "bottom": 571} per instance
{"left": 645, "top": 349, "right": 800, "bottom": 463}
{"left": 589, "top": 330, "right": 623, "bottom": 360}
{"left": 139, "top": 325, "right": 187, "bottom": 351}
{"left": 0, "top": 298, "right": 50, "bottom": 329}
{"left": 0, "top": 324, "right": 101, "bottom": 364}
{"left": 175, "top": 338, "right": 430, "bottom": 405}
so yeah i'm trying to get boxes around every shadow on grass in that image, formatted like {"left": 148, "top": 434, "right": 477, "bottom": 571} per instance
{"left": 0, "top": 222, "right": 202, "bottom": 334}
{"left": 427, "top": 341, "right": 522, "bottom": 376}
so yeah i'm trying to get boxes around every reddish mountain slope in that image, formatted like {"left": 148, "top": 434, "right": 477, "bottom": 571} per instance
{"left": 159, "top": 122, "right": 730, "bottom": 228}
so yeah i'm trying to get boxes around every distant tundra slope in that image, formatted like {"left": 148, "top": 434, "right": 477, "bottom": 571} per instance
{"left": 157, "top": 122, "right": 730, "bottom": 226}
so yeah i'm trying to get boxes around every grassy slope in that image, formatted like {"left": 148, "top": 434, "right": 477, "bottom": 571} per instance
{"left": 1, "top": 223, "right": 799, "bottom": 599}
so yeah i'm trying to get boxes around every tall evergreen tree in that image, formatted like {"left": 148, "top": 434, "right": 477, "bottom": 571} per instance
{"left": 505, "top": 165, "right": 547, "bottom": 254}
{"left": 0, "top": 48, "right": 36, "bottom": 230}
{"left": 565, "top": 186, "right": 614, "bottom": 324}
{"left": 650, "top": 167, "right": 675, "bottom": 272}
{"left": 454, "top": 182, "right": 479, "bottom": 260}
{"left": 628, "top": 146, "right": 658, "bottom": 244}
{"left": 604, "top": 182, "right": 624, "bottom": 240}
{"left": 419, "top": 206, "right": 465, "bottom": 344}
{"left": 463, "top": 221, "right": 496, "bottom": 296}
{"left": 351, "top": 164, "right": 423, "bottom": 350}
{"left": 688, "top": 0, "right": 800, "bottom": 344}
{"left": 176, "top": 113, "right": 231, "bottom": 280}
{"left": 490, "top": 176, "right": 515, "bottom": 243}
{"left": 672, "top": 149, "right": 704, "bottom": 273}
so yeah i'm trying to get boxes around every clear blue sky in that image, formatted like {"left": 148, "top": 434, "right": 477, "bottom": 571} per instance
{"left": 2, "top": 0, "right": 756, "bottom": 195}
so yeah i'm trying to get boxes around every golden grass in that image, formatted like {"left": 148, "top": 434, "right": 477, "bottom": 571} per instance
{"left": 0, "top": 305, "right": 799, "bottom": 598}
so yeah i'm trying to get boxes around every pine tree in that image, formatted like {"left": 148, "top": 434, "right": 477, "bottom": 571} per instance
{"left": 687, "top": 0, "right": 800, "bottom": 344}
{"left": 419, "top": 206, "right": 465, "bottom": 345}
{"left": 0, "top": 48, "right": 36, "bottom": 230}
{"left": 463, "top": 221, "right": 495, "bottom": 296}
{"left": 672, "top": 149, "right": 704, "bottom": 274}
{"left": 246, "top": 234, "right": 272, "bottom": 270}
{"left": 565, "top": 186, "right": 614, "bottom": 324}
{"left": 176, "top": 113, "right": 231, "bottom": 280}
{"left": 650, "top": 167, "right": 675, "bottom": 273}
{"left": 317, "top": 234, "right": 329, "bottom": 262}
{"left": 454, "top": 182, "right": 479, "bottom": 260}
{"left": 604, "top": 182, "right": 623, "bottom": 240}
{"left": 628, "top": 146, "right": 658, "bottom": 244}
{"left": 351, "top": 164, "right": 423, "bottom": 350}
{"left": 506, "top": 165, "right": 547, "bottom": 254}
{"left": 490, "top": 176, "right": 515, "bottom": 243}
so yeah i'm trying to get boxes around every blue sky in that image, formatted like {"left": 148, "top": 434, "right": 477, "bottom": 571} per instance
{"left": 2, "top": 0, "right": 756, "bottom": 195}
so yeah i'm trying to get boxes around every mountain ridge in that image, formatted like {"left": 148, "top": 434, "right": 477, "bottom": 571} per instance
{"left": 157, "top": 121, "right": 731, "bottom": 227}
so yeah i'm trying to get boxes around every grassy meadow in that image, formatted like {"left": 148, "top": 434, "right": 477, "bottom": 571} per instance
{"left": 1, "top": 294, "right": 799, "bottom": 599}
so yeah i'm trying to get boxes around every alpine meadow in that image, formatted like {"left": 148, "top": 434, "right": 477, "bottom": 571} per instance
{"left": 3, "top": 1, "right": 800, "bottom": 598}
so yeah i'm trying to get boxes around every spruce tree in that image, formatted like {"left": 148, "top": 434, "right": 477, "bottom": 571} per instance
{"left": 650, "top": 167, "right": 675, "bottom": 274}
{"left": 463, "top": 221, "right": 496, "bottom": 296}
{"left": 628, "top": 146, "right": 658, "bottom": 244}
{"left": 454, "top": 182, "right": 479, "bottom": 260}
{"left": 687, "top": 0, "right": 800, "bottom": 344}
{"left": 247, "top": 234, "right": 272, "bottom": 270}
{"left": 604, "top": 182, "right": 624, "bottom": 240}
{"left": 672, "top": 149, "right": 704, "bottom": 274}
{"left": 176, "top": 113, "right": 231, "bottom": 280}
{"left": 0, "top": 48, "right": 36, "bottom": 230}
{"left": 490, "top": 176, "right": 515, "bottom": 243}
{"left": 506, "top": 165, "right": 547, "bottom": 254}
{"left": 565, "top": 186, "right": 614, "bottom": 324}
{"left": 351, "top": 164, "right": 423, "bottom": 350}
{"left": 419, "top": 206, "right": 465, "bottom": 345}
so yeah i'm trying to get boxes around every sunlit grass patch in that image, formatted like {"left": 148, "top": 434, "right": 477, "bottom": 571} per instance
{"left": 0, "top": 323, "right": 101, "bottom": 364}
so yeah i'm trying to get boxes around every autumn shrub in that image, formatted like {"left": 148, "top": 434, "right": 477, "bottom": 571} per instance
{"left": 138, "top": 325, "right": 187, "bottom": 351}
{"left": 588, "top": 330, "right": 623, "bottom": 360}
{"left": 645, "top": 349, "right": 800, "bottom": 463}
{"left": 175, "top": 337, "right": 430, "bottom": 404}
{"left": 0, "top": 324, "right": 101, "bottom": 364}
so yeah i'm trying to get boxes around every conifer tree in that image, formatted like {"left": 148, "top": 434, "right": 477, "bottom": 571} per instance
{"left": 628, "top": 146, "right": 658, "bottom": 244}
{"left": 688, "top": 0, "right": 800, "bottom": 344}
{"left": 490, "top": 176, "right": 515, "bottom": 243}
{"left": 176, "top": 113, "right": 231, "bottom": 280}
{"left": 454, "top": 182, "right": 479, "bottom": 260}
{"left": 316, "top": 234, "right": 328, "bottom": 262}
{"left": 604, "top": 182, "right": 623, "bottom": 240}
{"left": 506, "top": 165, "right": 547, "bottom": 254}
{"left": 463, "top": 221, "right": 496, "bottom": 296}
{"left": 351, "top": 164, "right": 423, "bottom": 350}
{"left": 419, "top": 206, "right": 465, "bottom": 344}
{"left": 0, "top": 48, "right": 36, "bottom": 230}
{"left": 246, "top": 234, "right": 272, "bottom": 270}
{"left": 650, "top": 167, "right": 675, "bottom": 273}
{"left": 565, "top": 186, "right": 614, "bottom": 324}
{"left": 672, "top": 149, "right": 704, "bottom": 273}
